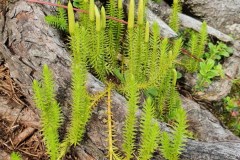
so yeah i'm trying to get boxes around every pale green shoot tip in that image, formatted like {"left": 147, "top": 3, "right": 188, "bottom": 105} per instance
{"left": 89, "top": 0, "right": 95, "bottom": 21}
{"left": 128, "top": 0, "right": 135, "bottom": 29}
{"left": 100, "top": 7, "right": 106, "bottom": 29}
{"left": 137, "top": 0, "right": 144, "bottom": 25}
{"left": 172, "top": 69, "right": 177, "bottom": 86}
{"left": 118, "top": 0, "right": 123, "bottom": 9}
{"left": 68, "top": 1, "right": 75, "bottom": 36}
{"left": 95, "top": 6, "right": 101, "bottom": 32}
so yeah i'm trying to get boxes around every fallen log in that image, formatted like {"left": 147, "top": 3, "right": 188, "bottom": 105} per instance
{"left": 0, "top": 0, "right": 240, "bottom": 159}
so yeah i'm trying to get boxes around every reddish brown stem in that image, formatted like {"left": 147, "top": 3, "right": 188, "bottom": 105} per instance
{"left": 26, "top": 0, "right": 128, "bottom": 24}
{"left": 181, "top": 47, "right": 202, "bottom": 62}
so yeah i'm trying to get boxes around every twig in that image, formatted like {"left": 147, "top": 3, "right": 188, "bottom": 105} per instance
{"left": 18, "top": 148, "right": 40, "bottom": 157}
{"left": 13, "top": 127, "right": 36, "bottom": 147}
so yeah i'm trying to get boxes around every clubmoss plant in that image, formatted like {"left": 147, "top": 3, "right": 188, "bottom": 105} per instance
{"left": 138, "top": 98, "right": 160, "bottom": 160}
{"left": 198, "top": 22, "right": 208, "bottom": 59}
{"left": 90, "top": 5, "right": 106, "bottom": 80}
{"left": 33, "top": 64, "right": 62, "bottom": 160}
{"left": 106, "top": 83, "right": 123, "bottom": 160}
{"left": 169, "top": 0, "right": 181, "bottom": 33}
{"left": 68, "top": 1, "right": 75, "bottom": 35}
{"left": 122, "top": 74, "right": 139, "bottom": 160}
{"left": 35, "top": 0, "right": 190, "bottom": 159}
{"left": 104, "top": 0, "right": 124, "bottom": 71}
{"left": 10, "top": 152, "right": 22, "bottom": 160}
{"left": 160, "top": 107, "right": 188, "bottom": 160}
{"left": 60, "top": 23, "right": 91, "bottom": 155}
{"left": 184, "top": 22, "right": 208, "bottom": 72}
{"left": 45, "top": 1, "right": 68, "bottom": 31}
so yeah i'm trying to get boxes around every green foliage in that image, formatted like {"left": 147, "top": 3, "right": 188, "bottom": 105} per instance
{"left": 115, "top": 0, "right": 124, "bottom": 52}
{"left": 45, "top": 1, "right": 67, "bottom": 31}
{"left": 219, "top": 77, "right": 240, "bottom": 136}
{"left": 183, "top": 32, "right": 199, "bottom": 72}
{"left": 122, "top": 74, "right": 139, "bottom": 160}
{"left": 232, "top": 77, "right": 240, "bottom": 98}
{"left": 180, "top": 23, "right": 232, "bottom": 90}
{"left": 33, "top": 25, "right": 92, "bottom": 159}
{"left": 106, "top": 83, "right": 124, "bottom": 160}
{"left": 183, "top": 22, "right": 208, "bottom": 72}
{"left": 194, "top": 39, "right": 232, "bottom": 90}
{"left": 89, "top": 6, "right": 106, "bottom": 80}
{"left": 32, "top": 64, "right": 62, "bottom": 160}
{"left": 167, "top": 70, "right": 182, "bottom": 120}
{"left": 140, "top": 21, "right": 150, "bottom": 78}
{"left": 68, "top": 1, "right": 75, "bottom": 35}
{"left": 10, "top": 152, "right": 22, "bottom": 160}
{"left": 155, "top": 39, "right": 182, "bottom": 119}
{"left": 223, "top": 96, "right": 240, "bottom": 135}
{"left": 138, "top": 98, "right": 160, "bottom": 160}
{"left": 197, "top": 21, "right": 208, "bottom": 58}
{"left": 104, "top": 0, "right": 124, "bottom": 70}
{"left": 72, "top": 0, "right": 81, "bottom": 8}
{"left": 205, "top": 42, "right": 233, "bottom": 60}
{"left": 126, "top": 28, "right": 137, "bottom": 77}
{"left": 63, "top": 24, "right": 91, "bottom": 147}
{"left": 79, "top": 0, "right": 90, "bottom": 27}
{"left": 42, "top": 1, "right": 189, "bottom": 159}
{"left": 149, "top": 22, "right": 161, "bottom": 84}
{"left": 196, "top": 59, "right": 224, "bottom": 90}
{"left": 169, "top": 0, "right": 181, "bottom": 32}
{"left": 224, "top": 96, "right": 239, "bottom": 112}
{"left": 160, "top": 107, "right": 188, "bottom": 160}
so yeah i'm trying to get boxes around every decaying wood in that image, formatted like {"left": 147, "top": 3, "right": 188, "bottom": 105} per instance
{"left": 0, "top": 0, "right": 240, "bottom": 159}
{"left": 13, "top": 127, "right": 35, "bottom": 146}
{"left": 0, "top": 150, "right": 10, "bottom": 160}
{"left": 0, "top": 96, "right": 39, "bottom": 128}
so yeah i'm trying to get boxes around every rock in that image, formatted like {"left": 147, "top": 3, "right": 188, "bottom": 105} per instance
{"left": 148, "top": 0, "right": 234, "bottom": 42}
{"left": 181, "top": 140, "right": 240, "bottom": 160}
{"left": 180, "top": 0, "right": 240, "bottom": 39}
{"left": 178, "top": 13, "right": 233, "bottom": 43}
{"left": 146, "top": 8, "right": 177, "bottom": 37}
{"left": 181, "top": 96, "right": 239, "bottom": 141}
